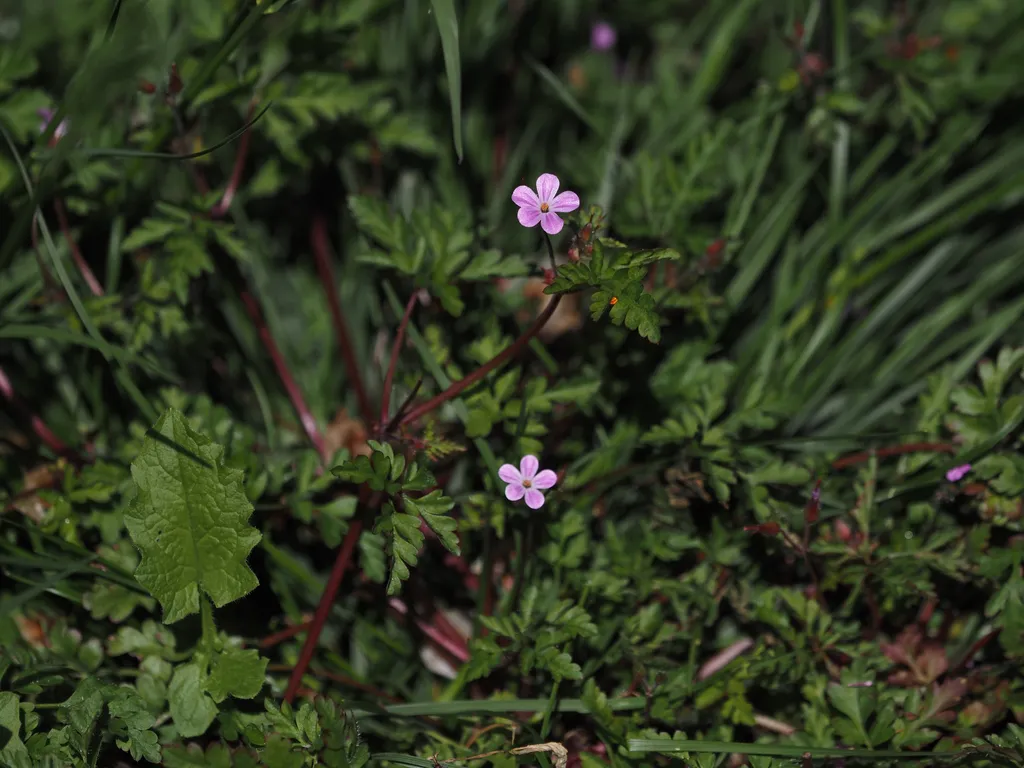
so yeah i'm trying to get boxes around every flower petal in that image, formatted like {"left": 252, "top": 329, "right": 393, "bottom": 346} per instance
{"left": 518, "top": 206, "right": 542, "bottom": 228}
{"left": 549, "top": 190, "right": 580, "bottom": 213}
{"left": 540, "top": 212, "right": 564, "bottom": 235}
{"left": 511, "top": 185, "right": 539, "bottom": 209}
{"left": 536, "top": 173, "right": 560, "bottom": 203}
{"left": 519, "top": 455, "right": 539, "bottom": 479}
{"left": 524, "top": 489, "right": 546, "bottom": 509}
{"left": 505, "top": 483, "right": 526, "bottom": 502}
{"left": 498, "top": 463, "right": 521, "bottom": 483}
{"left": 532, "top": 469, "right": 557, "bottom": 490}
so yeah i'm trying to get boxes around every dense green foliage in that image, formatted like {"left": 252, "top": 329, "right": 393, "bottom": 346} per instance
{"left": 2, "top": 0, "right": 1024, "bottom": 766}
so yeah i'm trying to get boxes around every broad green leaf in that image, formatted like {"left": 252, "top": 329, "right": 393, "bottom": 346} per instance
{"left": 168, "top": 662, "right": 218, "bottom": 738}
{"left": 0, "top": 692, "right": 30, "bottom": 768}
{"left": 125, "top": 408, "right": 262, "bottom": 623}
{"left": 205, "top": 648, "right": 268, "bottom": 703}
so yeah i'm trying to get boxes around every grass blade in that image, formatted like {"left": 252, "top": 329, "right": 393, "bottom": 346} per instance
{"left": 430, "top": 0, "right": 463, "bottom": 162}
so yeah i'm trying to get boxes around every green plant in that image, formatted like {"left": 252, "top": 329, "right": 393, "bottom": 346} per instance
{"left": 3, "top": 0, "right": 1024, "bottom": 766}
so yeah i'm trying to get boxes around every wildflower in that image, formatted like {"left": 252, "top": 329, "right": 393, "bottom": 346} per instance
{"left": 498, "top": 454, "right": 557, "bottom": 509}
{"left": 946, "top": 463, "right": 971, "bottom": 482}
{"left": 511, "top": 174, "right": 580, "bottom": 236}
{"left": 37, "top": 108, "right": 68, "bottom": 142}
{"left": 591, "top": 21, "right": 617, "bottom": 52}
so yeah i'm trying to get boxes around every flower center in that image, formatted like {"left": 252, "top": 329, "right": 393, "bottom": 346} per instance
{"left": 522, "top": 479, "right": 532, "bottom": 488}
{"left": 539, "top": 202, "right": 550, "bottom": 213}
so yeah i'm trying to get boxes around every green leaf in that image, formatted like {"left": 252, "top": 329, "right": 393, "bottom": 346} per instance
{"left": 402, "top": 490, "right": 460, "bottom": 555}
{"left": 458, "top": 249, "right": 527, "bottom": 280}
{"left": 592, "top": 279, "right": 662, "bottom": 343}
{"left": 60, "top": 677, "right": 106, "bottom": 737}
{"left": 429, "top": 0, "right": 462, "bottom": 161}
{"left": 0, "top": 692, "right": 30, "bottom": 768}
{"left": 205, "top": 648, "right": 268, "bottom": 703}
{"left": 108, "top": 687, "right": 161, "bottom": 763}
{"left": 168, "top": 662, "right": 219, "bottom": 738}
{"left": 348, "top": 195, "right": 399, "bottom": 250}
{"left": 124, "top": 408, "right": 262, "bottom": 623}
{"left": 122, "top": 217, "right": 183, "bottom": 251}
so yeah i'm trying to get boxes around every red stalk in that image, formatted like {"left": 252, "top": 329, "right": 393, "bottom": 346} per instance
{"left": 379, "top": 292, "right": 420, "bottom": 431}
{"left": 310, "top": 216, "right": 375, "bottom": 426}
{"left": 283, "top": 518, "right": 363, "bottom": 703}
{"left": 398, "top": 295, "right": 562, "bottom": 427}
{"left": 239, "top": 290, "right": 329, "bottom": 463}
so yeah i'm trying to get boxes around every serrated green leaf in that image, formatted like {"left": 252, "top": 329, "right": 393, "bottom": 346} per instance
{"left": 124, "top": 408, "right": 262, "bottom": 623}
{"left": 348, "top": 195, "right": 398, "bottom": 250}
{"left": 122, "top": 217, "right": 183, "bottom": 251}
{"left": 403, "top": 490, "right": 460, "bottom": 555}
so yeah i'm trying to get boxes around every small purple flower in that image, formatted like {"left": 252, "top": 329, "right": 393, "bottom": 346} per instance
{"left": 37, "top": 108, "right": 68, "bottom": 141}
{"left": 591, "top": 21, "right": 617, "bottom": 52}
{"left": 498, "top": 455, "right": 557, "bottom": 509}
{"left": 946, "top": 464, "right": 971, "bottom": 483}
{"left": 511, "top": 173, "right": 580, "bottom": 235}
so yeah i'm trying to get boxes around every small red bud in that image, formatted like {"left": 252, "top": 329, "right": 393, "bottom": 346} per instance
{"left": 168, "top": 63, "right": 183, "bottom": 94}
{"left": 543, "top": 268, "right": 555, "bottom": 285}
{"left": 567, "top": 246, "right": 580, "bottom": 263}
{"left": 804, "top": 479, "right": 822, "bottom": 524}
{"left": 835, "top": 519, "right": 853, "bottom": 542}
{"left": 139, "top": 79, "right": 157, "bottom": 94}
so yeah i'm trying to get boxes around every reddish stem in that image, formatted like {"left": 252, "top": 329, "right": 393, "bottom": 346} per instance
{"left": 310, "top": 216, "right": 375, "bottom": 426}
{"left": 388, "top": 597, "right": 469, "bottom": 663}
{"left": 831, "top": 441, "right": 955, "bottom": 470}
{"left": 380, "top": 292, "right": 420, "bottom": 431}
{"left": 258, "top": 621, "right": 311, "bottom": 649}
{"left": 283, "top": 518, "right": 363, "bottom": 703}
{"left": 53, "top": 199, "right": 104, "bottom": 297}
{"left": 399, "top": 295, "right": 563, "bottom": 427}
{"left": 0, "top": 366, "right": 76, "bottom": 461}
{"left": 211, "top": 100, "right": 256, "bottom": 219}
{"left": 239, "top": 290, "right": 329, "bottom": 463}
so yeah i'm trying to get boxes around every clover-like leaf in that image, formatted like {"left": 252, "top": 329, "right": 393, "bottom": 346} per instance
{"left": 124, "top": 408, "right": 262, "bottom": 624}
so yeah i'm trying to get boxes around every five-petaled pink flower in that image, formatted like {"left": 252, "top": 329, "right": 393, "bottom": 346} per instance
{"left": 512, "top": 173, "right": 580, "bottom": 235}
{"left": 499, "top": 455, "right": 557, "bottom": 509}
{"left": 946, "top": 464, "right": 971, "bottom": 482}
{"left": 591, "top": 21, "right": 617, "bottom": 51}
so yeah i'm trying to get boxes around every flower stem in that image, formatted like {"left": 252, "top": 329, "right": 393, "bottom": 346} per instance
{"left": 831, "top": 441, "right": 954, "bottom": 470}
{"left": 379, "top": 291, "right": 420, "bottom": 433}
{"left": 310, "top": 216, "right": 375, "bottom": 426}
{"left": 0, "top": 365, "right": 78, "bottom": 461}
{"left": 54, "top": 199, "right": 103, "bottom": 297}
{"left": 398, "top": 294, "right": 562, "bottom": 427}
{"left": 239, "top": 289, "right": 329, "bottom": 463}
{"left": 283, "top": 515, "right": 363, "bottom": 703}
{"left": 210, "top": 99, "right": 256, "bottom": 219}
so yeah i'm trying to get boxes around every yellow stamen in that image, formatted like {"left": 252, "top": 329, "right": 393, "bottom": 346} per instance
{"left": 523, "top": 479, "right": 532, "bottom": 488}
{"left": 610, "top": 296, "right": 618, "bottom": 305}
{"left": 540, "top": 202, "right": 550, "bottom": 212}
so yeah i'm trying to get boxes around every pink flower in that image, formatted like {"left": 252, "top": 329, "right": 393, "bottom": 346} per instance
{"left": 511, "top": 174, "right": 580, "bottom": 235}
{"left": 591, "top": 21, "right": 617, "bottom": 51}
{"left": 946, "top": 464, "right": 971, "bottom": 482}
{"left": 37, "top": 108, "right": 68, "bottom": 141}
{"left": 498, "top": 455, "right": 557, "bottom": 509}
